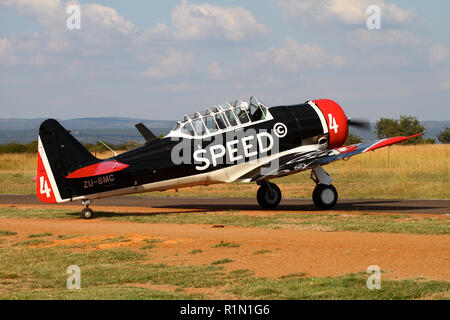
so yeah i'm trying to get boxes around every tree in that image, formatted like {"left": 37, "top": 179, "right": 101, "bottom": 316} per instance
{"left": 375, "top": 118, "right": 399, "bottom": 139}
{"left": 375, "top": 115, "right": 424, "bottom": 144}
{"left": 437, "top": 128, "right": 450, "bottom": 144}
{"left": 345, "top": 133, "right": 363, "bottom": 145}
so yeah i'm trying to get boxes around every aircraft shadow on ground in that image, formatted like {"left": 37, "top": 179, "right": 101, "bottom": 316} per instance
{"left": 72, "top": 202, "right": 446, "bottom": 218}
{"left": 65, "top": 209, "right": 209, "bottom": 218}
{"left": 150, "top": 200, "right": 446, "bottom": 213}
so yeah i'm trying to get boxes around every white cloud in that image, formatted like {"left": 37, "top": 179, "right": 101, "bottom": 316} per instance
{"left": 83, "top": 3, "right": 137, "bottom": 35}
{"left": 208, "top": 61, "right": 226, "bottom": 80}
{"left": 1, "top": 0, "right": 137, "bottom": 57}
{"left": 133, "top": 23, "right": 172, "bottom": 45}
{"left": 141, "top": 48, "right": 196, "bottom": 79}
{"left": 0, "top": 36, "right": 49, "bottom": 66}
{"left": 429, "top": 44, "right": 450, "bottom": 65}
{"left": 255, "top": 37, "right": 338, "bottom": 71}
{"left": 0, "top": 38, "right": 18, "bottom": 66}
{"left": 350, "top": 29, "right": 426, "bottom": 47}
{"left": 64, "top": 59, "right": 83, "bottom": 77}
{"left": 1, "top": 0, "right": 62, "bottom": 30}
{"left": 277, "top": 0, "right": 416, "bottom": 27}
{"left": 2, "top": 0, "right": 136, "bottom": 35}
{"left": 440, "top": 78, "right": 450, "bottom": 91}
{"left": 136, "top": 0, "right": 270, "bottom": 43}
{"left": 332, "top": 55, "right": 347, "bottom": 67}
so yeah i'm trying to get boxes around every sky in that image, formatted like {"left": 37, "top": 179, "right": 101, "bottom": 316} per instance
{"left": 0, "top": 0, "right": 449, "bottom": 121}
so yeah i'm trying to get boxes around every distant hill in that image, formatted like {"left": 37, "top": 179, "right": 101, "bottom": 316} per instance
{"left": 0, "top": 117, "right": 174, "bottom": 130}
{"left": 0, "top": 117, "right": 448, "bottom": 144}
{"left": 0, "top": 117, "right": 175, "bottom": 144}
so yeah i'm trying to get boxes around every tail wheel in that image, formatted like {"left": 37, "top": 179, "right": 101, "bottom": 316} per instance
{"left": 81, "top": 207, "right": 94, "bottom": 219}
{"left": 313, "top": 184, "right": 338, "bottom": 210}
{"left": 257, "top": 182, "right": 282, "bottom": 209}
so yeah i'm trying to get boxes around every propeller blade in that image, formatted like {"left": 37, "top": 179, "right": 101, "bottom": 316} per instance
{"left": 348, "top": 118, "right": 371, "bottom": 130}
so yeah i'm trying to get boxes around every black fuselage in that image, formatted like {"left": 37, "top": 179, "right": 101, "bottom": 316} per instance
{"left": 44, "top": 103, "right": 326, "bottom": 200}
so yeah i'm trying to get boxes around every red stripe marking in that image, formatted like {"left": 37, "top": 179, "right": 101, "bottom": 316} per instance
{"left": 36, "top": 151, "right": 57, "bottom": 203}
{"left": 335, "top": 145, "right": 357, "bottom": 154}
{"left": 66, "top": 161, "right": 129, "bottom": 179}
{"left": 365, "top": 133, "right": 422, "bottom": 152}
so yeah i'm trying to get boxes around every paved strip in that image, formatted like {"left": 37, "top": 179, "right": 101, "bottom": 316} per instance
{"left": 0, "top": 194, "right": 448, "bottom": 214}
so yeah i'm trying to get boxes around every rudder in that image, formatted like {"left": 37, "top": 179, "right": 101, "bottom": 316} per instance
{"left": 37, "top": 119, "right": 99, "bottom": 203}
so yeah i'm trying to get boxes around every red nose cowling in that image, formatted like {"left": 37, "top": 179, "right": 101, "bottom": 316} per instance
{"left": 312, "top": 99, "right": 348, "bottom": 149}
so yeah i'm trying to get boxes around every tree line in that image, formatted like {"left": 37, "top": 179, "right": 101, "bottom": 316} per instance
{"left": 346, "top": 115, "right": 450, "bottom": 145}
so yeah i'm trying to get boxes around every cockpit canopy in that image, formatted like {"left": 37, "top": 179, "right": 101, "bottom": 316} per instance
{"left": 168, "top": 96, "right": 271, "bottom": 138}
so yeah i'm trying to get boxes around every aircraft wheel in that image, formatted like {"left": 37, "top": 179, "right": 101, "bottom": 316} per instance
{"left": 81, "top": 207, "right": 94, "bottom": 219}
{"left": 313, "top": 184, "right": 338, "bottom": 210}
{"left": 257, "top": 182, "right": 282, "bottom": 209}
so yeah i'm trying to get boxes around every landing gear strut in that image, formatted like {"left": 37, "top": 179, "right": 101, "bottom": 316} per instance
{"left": 257, "top": 181, "right": 282, "bottom": 209}
{"left": 311, "top": 167, "right": 338, "bottom": 210}
{"left": 81, "top": 200, "right": 94, "bottom": 219}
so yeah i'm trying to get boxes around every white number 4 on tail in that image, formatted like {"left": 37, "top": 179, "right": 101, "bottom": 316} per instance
{"left": 39, "top": 176, "right": 51, "bottom": 198}
{"left": 328, "top": 113, "right": 339, "bottom": 133}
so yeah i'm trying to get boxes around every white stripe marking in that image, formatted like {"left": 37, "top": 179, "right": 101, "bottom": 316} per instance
{"left": 362, "top": 139, "right": 386, "bottom": 153}
{"left": 38, "top": 136, "right": 63, "bottom": 203}
{"left": 308, "top": 101, "right": 329, "bottom": 134}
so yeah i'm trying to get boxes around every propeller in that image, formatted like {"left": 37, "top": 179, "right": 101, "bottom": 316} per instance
{"left": 347, "top": 118, "right": 371, "bottom": 130}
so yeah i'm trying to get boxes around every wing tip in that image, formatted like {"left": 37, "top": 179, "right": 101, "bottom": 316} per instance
{"left": 365, "top": 132, "right": 423, "bottom": 152}
{"left": 407, "top": 133, "right": 423, "bottom": 139}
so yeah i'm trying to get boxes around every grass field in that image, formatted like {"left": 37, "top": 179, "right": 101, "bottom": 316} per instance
{"left": 1, "top": 244, "right": 448, "bottom": 300}
{"left": 0, "top": 206, "right": 449, "bottom": 299}
{"left": 0, "top": 246, "right": 448, "bottom": 300}
{"left": 0, "top": 145, "right": 448, "bottom": 199}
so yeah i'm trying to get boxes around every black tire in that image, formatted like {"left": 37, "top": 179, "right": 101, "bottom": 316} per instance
{"left": 313, "top": 184, "right": 338, "bottom": 210}
{"left": 81, "top": 207, "right": 94, "bottom": 219}
{"left": 257, "top": 182, "right": 282, "bottom": 209}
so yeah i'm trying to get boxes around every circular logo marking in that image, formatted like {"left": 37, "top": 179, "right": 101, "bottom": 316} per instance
{"left": 273, "top": 122, "right": 288, "bottom": 138}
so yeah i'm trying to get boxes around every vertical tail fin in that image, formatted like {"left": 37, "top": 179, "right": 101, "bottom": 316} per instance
{"left": 36, "top": 119, "right": 98, "bottom": 203}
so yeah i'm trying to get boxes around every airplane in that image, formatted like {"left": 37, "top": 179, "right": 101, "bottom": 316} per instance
{"left": 36, "top": 97, "right": 420, "bottom": 219}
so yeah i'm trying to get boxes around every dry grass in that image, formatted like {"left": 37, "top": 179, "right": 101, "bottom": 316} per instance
{"left": 308, "top": 144, "right": 450, "bottom": 199}
{"left": 150, "top": 145, "right": 449, "bottom": 200}
{"left": 0, "top": 145, "right": 448, "bottom": 199}
{"left": 0, "top": 153, "right": 36, "bottom": 172}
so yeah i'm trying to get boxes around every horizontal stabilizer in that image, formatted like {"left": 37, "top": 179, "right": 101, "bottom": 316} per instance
{"left": 65, "top": 161, "right": 129, "bottom": 179}
{"left": 135, "top": 123, "right": 158, "bottom": 142}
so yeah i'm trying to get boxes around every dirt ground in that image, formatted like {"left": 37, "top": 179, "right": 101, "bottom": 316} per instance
{"left": 0, "top": 204, "right": 449, "bottom": 282}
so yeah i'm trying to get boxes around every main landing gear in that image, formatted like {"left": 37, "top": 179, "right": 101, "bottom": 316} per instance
{"left": 256, "top": 181, "right": 282, "bottom": 209}
{"left": 256, "top": 166, "right": 338, "bottom": 210}
{"left": 311, "top": 167, "right": 338, "bottom": 210}
{"left": 81, "top": 200, "right": 95, "bottom": 219}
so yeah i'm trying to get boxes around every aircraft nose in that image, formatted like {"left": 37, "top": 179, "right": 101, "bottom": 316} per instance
{"left": 311, "top": 99, "right": 348, "bottom": 148}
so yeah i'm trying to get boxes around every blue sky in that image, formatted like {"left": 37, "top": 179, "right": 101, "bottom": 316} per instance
{"left": 0, "top": 0, "right": 449, "bottom": 121}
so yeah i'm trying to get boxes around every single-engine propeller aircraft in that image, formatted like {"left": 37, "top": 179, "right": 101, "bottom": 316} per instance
{"left": 36, "top": 97, "right": 420, "bottom": 219}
